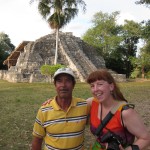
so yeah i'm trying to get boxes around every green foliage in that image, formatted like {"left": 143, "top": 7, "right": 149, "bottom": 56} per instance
{"left": 130, "top": 52, "right": 150, "bottom": 78}
{"left": 121, "top": 20, "right": 141, "bottom": 57}
{"left": 82, "top": 11, "right": 142, "bottom": 76}
{"left": 0, "top": 45, "right": 9, "bottom": 69}
{"left": 141, "top": 20, "right": 150, "bottom": 41}
{"left": 40, "top": 64, "right": 65, "bottom": 82}
{"left": 140, "top": 20, "right": 150, "bottom": 55}
{"left": 82, "top": 11, "right": 121, "bottom": 56}
{"left": 40, "top": 65, "right": 53, "bottom": 76}
{"left": 129, "top": 20, "right": 150, "bottom": 78}
{"left": 130, "top": 68, "right": 141, "bottom": 78}
{"left": 0, "top": 32, "right": 15, "bottom": 53}
{"left": 135, "top": 0, "right": 150, "bottom": 7}
{"left": 40, "top": 64, "right": 65, "bottom": 76}
{"left": 0, "top": 32, "right": 15, "bottom": 69}
{"left": 119, "top": 20, "right": 142, "bottom": 77}
{"left": 35, "top": 0, "right": 86, "bottom": 29}
{"left": 145, "top": 71, "right": 150, "bottom": 78}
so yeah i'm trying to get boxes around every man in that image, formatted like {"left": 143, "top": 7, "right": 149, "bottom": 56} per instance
{"left": 32, "top": 68, "right": 89, "bottom": 150}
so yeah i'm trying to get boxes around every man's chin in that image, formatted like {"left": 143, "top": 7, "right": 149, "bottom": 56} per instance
{"left": 59, "top": 94, "right": 69, "bottom": 98}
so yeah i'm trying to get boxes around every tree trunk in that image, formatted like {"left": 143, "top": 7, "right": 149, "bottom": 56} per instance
{"left": 54, "top": 29, "right": 59, "bottom": 65}
{"left": 141, "top": 65, "right": 145, "bottom": 78}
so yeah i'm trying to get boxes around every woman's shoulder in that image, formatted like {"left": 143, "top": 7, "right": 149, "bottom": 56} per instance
{"left": 122, "top": 106, "right": 136, "bottom": 117}
{"left": 86, "top": 97, "right": 94, "bottom": 101}
{"left": 121, "top": 104, "right": 137, "bottom": 126}
{"left": 86, "top": 97, "right": 94, "bottom": 106}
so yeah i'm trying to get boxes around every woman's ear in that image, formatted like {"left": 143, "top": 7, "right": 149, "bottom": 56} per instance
{"left": 110, "top": 83, "right": 114, "bottom": 91}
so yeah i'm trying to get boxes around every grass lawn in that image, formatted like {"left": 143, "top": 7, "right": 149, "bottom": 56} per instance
{"left": 0, "top": 80, "right": 150, "bottom": 150}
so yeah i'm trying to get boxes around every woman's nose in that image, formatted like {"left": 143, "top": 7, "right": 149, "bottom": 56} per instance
{"left": 93, "top": 85, "right": 98, "bottom": 91}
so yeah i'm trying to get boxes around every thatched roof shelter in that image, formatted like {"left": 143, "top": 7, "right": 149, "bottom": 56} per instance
{"left": 3, "top": 41, "right": 30, "bottom": 68}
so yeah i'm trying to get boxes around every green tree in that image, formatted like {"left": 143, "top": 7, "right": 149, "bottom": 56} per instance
{"left": 31, "top": 0, "right": 86, "bottom": 65}
{"left": 82, "top": 12, "right": 143, "bottom": 77}
{"left": 141, "top": 20, "right": 150, "bottom": 53}
{"left": 83, "top": 11, "right": 121, "bottom": 55}
{"left": 120, "top": 20, "right": 142, "bottom": 77}
{"left": 135, "top": 0, "right": 150, "bottom": 7}
{"left": 0, "top": 32, "right": 15, "bottom": 69}
{"left": 130, "top": 53, "right": 150, "bottom": 78}
{"left": 82, "top": 11, "right": 126, "bottom": 73}
{"left": 131, "top": 20, "right": 150, "bottom": 78}
{"left": 40, "top": 64, "right": 65, "bottom": 82}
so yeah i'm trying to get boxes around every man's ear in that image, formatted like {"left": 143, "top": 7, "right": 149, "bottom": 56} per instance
{"left": 53, "top": 80, "right": 56, "bottom": 86}
{"left": 73, "top": 83, "right": 75, "bottom": 89}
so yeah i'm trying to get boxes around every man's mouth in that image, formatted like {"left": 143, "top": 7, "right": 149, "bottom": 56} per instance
{"left": 60, "top": 89, "right": 68, "bottom": 93}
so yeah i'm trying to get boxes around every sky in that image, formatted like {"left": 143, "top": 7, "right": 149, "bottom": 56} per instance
{"left": 0, "top": 0, "right": 150, "bottom": 47}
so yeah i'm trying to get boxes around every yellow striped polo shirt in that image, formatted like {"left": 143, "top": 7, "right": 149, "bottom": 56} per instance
{"left": 33, "top": 97, "right": 89, "bottom": 150}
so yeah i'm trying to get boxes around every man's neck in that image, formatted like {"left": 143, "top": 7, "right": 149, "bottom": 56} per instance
{"left": 56, "top": 96, "right": 72, "bottom": 111}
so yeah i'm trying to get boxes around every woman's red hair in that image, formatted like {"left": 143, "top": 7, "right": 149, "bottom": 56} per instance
{"left": 87, "top": 69, "right": 127, "bottom": 102}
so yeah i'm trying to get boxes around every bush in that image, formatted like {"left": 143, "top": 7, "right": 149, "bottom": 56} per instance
{"left": 145, "top": 71, "right": 150, "bottom": 79}
{"left": 40, "top": 64, "right": 65, "bottom": 82}
{"left": 130, "top": 68, "right": 140, "bottom": 79}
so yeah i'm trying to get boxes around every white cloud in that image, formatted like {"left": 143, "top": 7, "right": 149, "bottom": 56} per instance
{"left": 0, "top": 0, "right": 150, "bottom": 47}
{"left": 117, "top": 12, "right": 136, "bottom": 25}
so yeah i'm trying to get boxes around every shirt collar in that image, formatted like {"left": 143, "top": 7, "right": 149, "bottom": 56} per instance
{"left": 52, "top": 96, "right": 77, "bottom": 110}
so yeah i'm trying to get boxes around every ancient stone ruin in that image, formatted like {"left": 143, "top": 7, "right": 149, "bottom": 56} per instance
{"left": 0, "top": 32, "right": 126, "bottom": 82}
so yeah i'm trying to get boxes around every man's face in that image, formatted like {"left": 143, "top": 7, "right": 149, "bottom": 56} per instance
{"left": 54, "top": 74, "right": 75, "bottom": 99}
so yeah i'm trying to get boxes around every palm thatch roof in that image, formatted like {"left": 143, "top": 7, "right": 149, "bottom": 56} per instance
{"left": 3, "top": 41, "right": 30, "bottom": 68}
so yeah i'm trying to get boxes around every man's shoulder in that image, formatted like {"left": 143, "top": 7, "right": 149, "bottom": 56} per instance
{"left": 40, "top": 98, "right": 55, "bottom": 109}
{"left": 73, "top": 97, "right": 88, "bottom": 107}
{"left": 73, "top": 97, "right": 86, "bottom": 102}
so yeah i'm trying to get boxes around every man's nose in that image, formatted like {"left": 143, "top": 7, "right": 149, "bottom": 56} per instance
{"left": 61, "top": 80, "right": 67, "bottom": 86}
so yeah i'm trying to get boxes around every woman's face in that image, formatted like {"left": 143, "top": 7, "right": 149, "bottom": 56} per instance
{"left": 90, "top": 80, "right": 114, "bottom": 102}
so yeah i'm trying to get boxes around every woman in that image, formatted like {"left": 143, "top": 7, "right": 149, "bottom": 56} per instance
{"left": 86, "top": 69, "right": 150, "bottom": 150}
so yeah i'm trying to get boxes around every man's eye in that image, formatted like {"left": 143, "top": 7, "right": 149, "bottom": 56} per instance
{"left": 66, "top": 79, "right": 72, "bottom": 82}
{"left": 56, "top": 79, "right": 61, "bottom": 82}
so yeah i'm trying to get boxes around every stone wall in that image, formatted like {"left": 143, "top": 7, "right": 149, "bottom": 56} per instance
{"left": 0, "top": 32, "right": 126, "bottom": 83}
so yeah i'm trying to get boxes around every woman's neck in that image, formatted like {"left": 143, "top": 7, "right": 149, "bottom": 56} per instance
{"left": 99, "top": 99, "right": 117, "bottom": 120}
